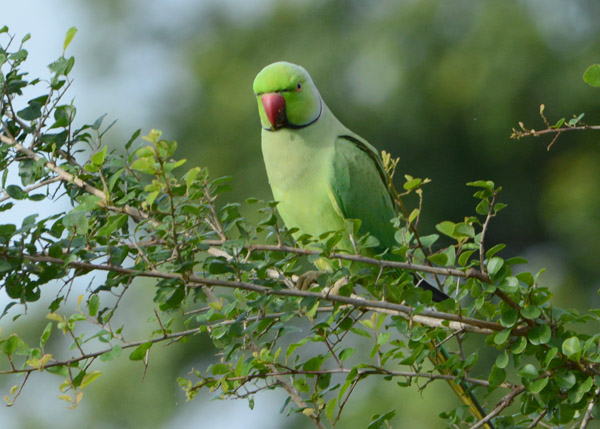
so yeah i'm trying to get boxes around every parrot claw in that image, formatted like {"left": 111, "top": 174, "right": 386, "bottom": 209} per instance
{"left": 295, "top": 270, "right": 322, "bottom": 290}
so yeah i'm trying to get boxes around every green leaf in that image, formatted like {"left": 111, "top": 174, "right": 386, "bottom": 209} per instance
{"left": 350, "top": 327, "right": 372, "bottom": 338}
{"left": 435, "top": 221, "right": 456, "bottom": 238}
{"left": 486, "top": 244, "right": 505, "bottom": 259}
{"left": 528, "top": 377, "right": 549, "bottom": 394}
{"left": 493, "top": 329, "right": 511, "bottom": 345}
{"left": 427, "top": 252, "right": 447, "bottom": 266}
{"left": 496, "top": 350, "right": 509, "bottom": 369}
{"left": 488, "top": 364, "right": 506, "bottom": 387}
{"left": 211, "top": 363, "right": 231, "bottom": 375}
{"left": 100, "top": 345, "right": 122, "bottom": 362}
{"left": 456, "top": 250, "right": 474, "bottom": 267}
{"left": 500, "top": 308, "right": 518, "bottom": 327}
{"left": 68, "top": 313, "right": 87, "bottom": 323}
{"left": 512, "top": 336, "right": 527, "bottom": 354}
{"left": 29, "top": 194, "right": 45, "bottom": 201}
{"left": 403, "top": 177, "right": 421, "bottom": 191}
{"left": 5, "top": 185, "right": 28, "bottom": 200}
{"left": 418, "top": 233, "right": 438, "bottom": 247}
{"left": 475, "top": 199, "right": 489, "bottom": 215}
{"left": 543, "top": 347, "right": 558, "bottom": 368}
{"left": 551, "top": 117, "right": 566, "bottom": 129}
{"left": 287, "top": 338, "right": 309, "bottom": 358}
{"left": 125, "top": 129, "right": 141, "bottom": 150}
{"left": 62, "top": 211, "right": 89, "bottom": 233}
{"left": 339, "top": 348, "right": 355, "bottom": 362}
{"left": 562, "top": 337, "right": 581, "bottom": 362}
{"left": 453, "top": 222, "right": 475, "bottom": 238}
{"left": 48, "top": 56, "right": 75, "bottom": 76}
{"left": 18, "top": 159, "right": 36, "bottom": 186}
{"left": 135, "top": 145, "right": 156, "bottom": 158}
{"left": 583, "top": 64, "right": 600, "bottom": 87}
{"left": 80, "top": 370, "right": 101, "bottom": 389}
{"left": 494, "top": 203, "right": 507, "bottom": 214}
{"left": 294, "top": 378, "right": 309, "bottom": 394}
{"left": 0, "top": 260, "right": 12, "bottom": 273}
{"left": 367, "top": 410, "right": 396, "bottom": 429}
{"left": 520, "top": 305, "right": 541, "bottom": 320}
{"left": 0, "top": 223, "right": 16, "bottom": 242}
{"left": 516, "top": 272, "right": 534, "bottom": 286}
{"left": 2, "top": 335, "right": 21, "bottom": 355}
{"left": 9, "top": 49, "right": 28, "bottom": 62}
{"left": 467, "top": 180, "right": 495, "bottom": 191}
{"left": 91, "top": 113, "right": 108, "bottom": 130}
{"left": 90, "top": 146, "right": 107, "bottom": 166}
{"left": 46, "top": 365, "right": 68, "bottom": 377}
{"left": 107, "top": 168, "right": 124, "bottom": 192}
{"left": 518, "top": 363, "right": 538, "bottom": 379}
{"left": 408, "top": 208, "right": 419, "bottom": 224}
{"left": 40, "top": 323, "right": 52, "bottom": 348}
{"left": 63, "top": 27, "right": 78, "bottom": 52}
{"left": 51, "top": 105, "right": 75, "bottom": 129}
{"left": 568, "top": 376, "right": 593, "bottom": 404}
{"left": 88, "top": 295, "right": 100, "bottom": 317}
{"left": 376, "top": 332, "right": 391, "bottom": 346}
{"left": 498, "top": 276, "right": 519, "bottom": 294}
{"left": 131, "top": 158, "right": 156, "bottom": 174}
{"left": 129, "top": 341, "right": 152, "bottom": 361}
{"left": 325, "top": 398, "right": 337, "bottom": 420}
{"left": 528, "top": 324, "right": 551, "bottom": 345}
{"left": 567, "top": 113, "right": 584, "bottom": 126}
{"left": 487, "top": 257, "right": 504, "bottom": 276}
{"left": 554, "top": 371, "right": 576, "bottom": 390}
{"left": 185, "top": 167, "right": 202, "bottom": 189}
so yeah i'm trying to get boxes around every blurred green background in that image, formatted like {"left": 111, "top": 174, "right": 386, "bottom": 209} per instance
{"left": 2, "top": 0, "right": 600, "bottom": 427}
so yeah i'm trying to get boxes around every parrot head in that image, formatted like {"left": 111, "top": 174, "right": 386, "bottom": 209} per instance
{"left": 253, "top": 61, "right": 322, "bottom": 131}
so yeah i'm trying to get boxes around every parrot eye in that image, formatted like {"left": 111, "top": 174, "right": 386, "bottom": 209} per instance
{"left": 296, "top": 81, "right": 303, "bottom": 92}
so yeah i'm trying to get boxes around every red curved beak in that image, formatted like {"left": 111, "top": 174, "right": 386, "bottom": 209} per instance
{"left": 261, "top": 93, "right": 286, "bottom": 129}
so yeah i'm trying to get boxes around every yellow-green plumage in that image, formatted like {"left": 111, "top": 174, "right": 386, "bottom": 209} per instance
{"left": 255, "top": 62, "right": 396, "bottom": 256}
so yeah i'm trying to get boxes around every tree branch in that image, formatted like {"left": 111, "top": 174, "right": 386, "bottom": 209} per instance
{"left": 470, "top": 385, "right": 526, "bottom": 429}
{"left": 20, "top": 253, "right": 513, "bottom": 335}
{"left": 0, "top": 176, "right": 61, "bottom": 203}
{"left": 0, "top": 133, "right": 147, "bottom": 223}
{"left": 218, "top": 367, "right": 513, "bottom": 390}
{"left": 580, "top": 387, "right": 600, "bottom": 428}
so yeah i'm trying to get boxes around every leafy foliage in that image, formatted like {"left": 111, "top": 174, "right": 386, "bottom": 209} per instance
{"left": 2, "top": 27, "right": 600, "bottom": 428}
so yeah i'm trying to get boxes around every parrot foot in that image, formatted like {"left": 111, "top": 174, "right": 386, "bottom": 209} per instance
{"left": 295, "top": 270, "right": 322, "bottom": 290}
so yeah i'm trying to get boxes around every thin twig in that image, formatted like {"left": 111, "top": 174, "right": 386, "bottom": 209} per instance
{"left": 527, "top": 409, "right": 548, "bottom": 428}
{"left": 479, "top": 193, "right": 496, "bottom": 274}
{"left": 580, "top": 387, "right": 600, "bottom": 428}
{"left": 0, "top": 133, "right": 148, "bottom": 223}
{"left": 249, "top": 342, "right": 325, "bottom": 429}
{"left": 0, "top": 176, "right": 61, "bottom": 203}
{"left": 470, "top": 386, "right": 526, "bottom": 429}
{"left": 513, "top": 124, "right": 600, "bottom": 138}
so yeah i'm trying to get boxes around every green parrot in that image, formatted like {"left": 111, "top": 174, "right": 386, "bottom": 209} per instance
{"left": 253, "top": 61, "right": 492, "bottom": 427}
{"left": 253, "top": 61, "right": 446, "bottom": 301}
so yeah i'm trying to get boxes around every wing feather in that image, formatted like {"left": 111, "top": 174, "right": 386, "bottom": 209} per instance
{"left": 329, "top": 135, "right": 397, "bottom": 251}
